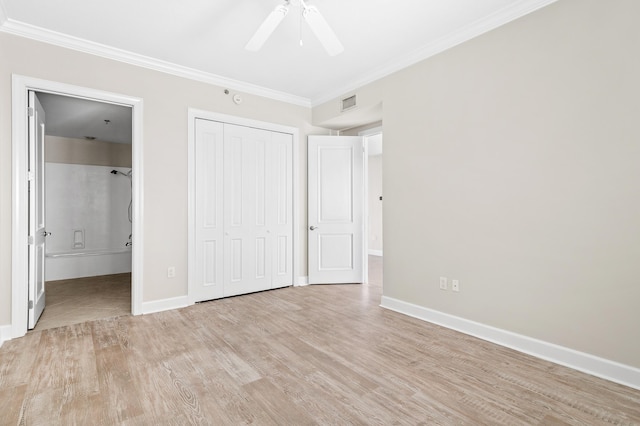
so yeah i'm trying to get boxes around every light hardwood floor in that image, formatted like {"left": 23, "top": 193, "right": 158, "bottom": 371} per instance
{"left": 33, "top": 273, "right": 131, "bottom": 332}
{"left": 1, "top": 257, "right": 639, "bottom": 425}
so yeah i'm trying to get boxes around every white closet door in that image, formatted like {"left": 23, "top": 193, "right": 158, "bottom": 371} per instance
{"left": 193, "top": 120, "right": 293, "bottom": 302}
{"left": 269, "top": 131, "right": 293, "bottom": 289}
{"left": 193, "top": 119, "right": 224, "bottom": 301}
{"left": 223, "top": 124, "right": 293, "bottom": 296}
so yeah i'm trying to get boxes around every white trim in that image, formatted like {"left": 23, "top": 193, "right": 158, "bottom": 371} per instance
{"left": 292, "top": 126, "right": 300, "bottom": 293}
{"left": 187, "top": 112, "right": 197, "bottom": 304}
{"left": 296, "top": 276, "right": 309, "bottom": 287}
{"left": 368, "top": 250, "right": 383, "bottom": 257}
{"left": 0, "top": 19, "right": 310, "bottom": 108}
{"left": 380, "top": 296, "right": 640, "bottom": 391}
{"left": 187, "top": 109, "right": 300, "bottom": 303}
{"left": 141, "top": 296, "right": 191, "bottom": 315}
{"left": 311, "top": 0, "right": 559, "bottom": 106}
{"left": 0, "top": 325, "right": 11, "bottom": 348}
{"left": 362, "top": 137, "right": 369, "bottom": 284}
{"left": 11, "top": 75, "right": 144, "bottom": 340}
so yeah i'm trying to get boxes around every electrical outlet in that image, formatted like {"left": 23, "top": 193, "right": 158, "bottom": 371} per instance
{"left": 452, "top": 279, "right": 460, "bottom": 292}
{"left": 439, "top": 276, "right": 447, "bottom": 290}
{"left": 167, "top": 266, "right": 176, "bottom": 278}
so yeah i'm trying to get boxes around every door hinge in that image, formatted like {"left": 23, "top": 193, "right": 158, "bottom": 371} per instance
{"left": 28, "top": 107, "right": 34, "bottom": 117}
{"left": 28, "top": 300, "right": 34, "bottom": 309}
{"left": 28, "top": 235, "right": 34, "bottom": 245}
{"left": 28, "top": 171, "right": 35, "bottom": 181}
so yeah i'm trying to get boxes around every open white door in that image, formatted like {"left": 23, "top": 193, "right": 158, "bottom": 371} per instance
{"left": 28, "top": 91, "right": 46, "bottom": 329}
{"left": 308, "top": 135, "right": 364, "bottom": 284}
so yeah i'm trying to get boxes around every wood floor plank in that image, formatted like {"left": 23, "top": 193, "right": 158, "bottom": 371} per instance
{"left": 56, "top": 392, "right": 110, "bottom": 425}
{"left": 91, "top": 317, "right": 122, "bottom": 350}
{"left": 0, "top": 384, "right": 27, "bottom": 425}
{"left": 95, "top": 345, "right": 144, "bottom": 423}
{"left": 0, "top": 331, "right": 42, "bottom": 388}
{"left": 259, "top": 358, "right": 368, "bottom": 425}
{"left": 242, "top": 377, "right": 316, "bottom": 425}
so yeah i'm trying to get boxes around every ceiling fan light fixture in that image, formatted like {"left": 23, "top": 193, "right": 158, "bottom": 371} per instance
{"left": 245, "top": 0, "right": 343, "bottom": 56}
{"left": 245, "top": 3, "right": 290, "bottom": 51}
{"left": 302, "top": 3, "right": 344, "bottom": 56}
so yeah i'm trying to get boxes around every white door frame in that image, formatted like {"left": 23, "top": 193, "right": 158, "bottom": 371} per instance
{"left": 187, "top": 108, "right": 300, "bottom": 302}
{"left": 359, "top": 126, "right": 383, "bottom": 284}
{"left": 11, "top": 75, "right": 144, "bottom": 338}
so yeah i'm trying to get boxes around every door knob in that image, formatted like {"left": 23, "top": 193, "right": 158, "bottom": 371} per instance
{"left": 310, "top": 226, "right": 318, "bottom": 231}
{"left": 43, "top": 231, "right": 52, "bottom": 237}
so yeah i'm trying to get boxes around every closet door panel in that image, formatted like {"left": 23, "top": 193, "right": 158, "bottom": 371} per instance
{"left": 193, "top": 119, "right": 224, "bottom": 302}
{"left": 269, "top": 132, "right": 293, "bottom": 288}
{"left": 223, "top": 124, "right": 272, "bottom": 297}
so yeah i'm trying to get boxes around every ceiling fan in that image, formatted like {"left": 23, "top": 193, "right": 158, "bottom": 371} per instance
{"left": 245, "top": 0, "right": 344, "bottom": 56}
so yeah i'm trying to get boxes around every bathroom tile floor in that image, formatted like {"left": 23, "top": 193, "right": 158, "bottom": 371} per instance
{"left": 32, "top": 273, "right": 131, "bottom": 332}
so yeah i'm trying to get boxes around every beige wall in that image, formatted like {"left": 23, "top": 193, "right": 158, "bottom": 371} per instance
{"left": 0, "top": 32, "right": 327, "bottom": 326}
{"left": 314, "top": 0, "right": 640, "bottom": 368}
{"left": 45, "top": 136, "right": 132, "bottom": 167}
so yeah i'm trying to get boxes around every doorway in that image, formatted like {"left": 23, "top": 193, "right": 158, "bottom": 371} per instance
{"left": 362, "top": 127, "right": 383, "bottom": 289}
{"left": 32, "top": 92, "right": 133, "bottom": 331}
{"left": 306, "top": 127, "right": 383, "bottom": 286}
{"left": 11, "top": 75, "right": 143, "bottom": 339}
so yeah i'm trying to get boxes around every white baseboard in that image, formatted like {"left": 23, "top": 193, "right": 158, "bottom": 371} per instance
{"left": 295, "top": 276, "right": 309, "bottom": 287}
{"left": 368, "top": 250, "right": 383, "bottom": 256}
{"left": 141, "top": 295, "right": 191, "bottom": 315}
{"left": 0, "top": 325, "right": 12, "bottom": 348}
{"left": 380, "top": 296, "right": 640, "bottom": 391}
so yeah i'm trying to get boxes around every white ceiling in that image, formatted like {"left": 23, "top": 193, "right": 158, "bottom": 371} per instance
{"left": 0, "top": 0, "right": 557, "bottom": 108}
{"left": 37, "top": 93, "right": 132, "bottom": 144}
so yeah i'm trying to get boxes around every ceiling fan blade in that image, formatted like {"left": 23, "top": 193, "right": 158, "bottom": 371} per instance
{"left": 245, "top": 4, "right": 289, "bottom": 52}
{"left": 302, "top": 5, "right": 344, "bottom": 56}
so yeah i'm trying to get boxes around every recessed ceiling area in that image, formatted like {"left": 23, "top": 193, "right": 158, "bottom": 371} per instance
{"left": 321, "top": 103, "right": 383, "bottom": 131}
{"left": 37, "top": 93, "right": 132, "bottom": 144}
{"left": 0, "top": 0, "right": 558, "bottom": 106}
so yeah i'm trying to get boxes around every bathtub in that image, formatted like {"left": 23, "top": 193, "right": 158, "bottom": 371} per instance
{"left": 45, "top": 247, "right": 132, "bottom": 281}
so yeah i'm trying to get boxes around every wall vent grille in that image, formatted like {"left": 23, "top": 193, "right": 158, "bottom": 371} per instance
{"left": 341, "top": 95, "right": 357, "bottom": 112}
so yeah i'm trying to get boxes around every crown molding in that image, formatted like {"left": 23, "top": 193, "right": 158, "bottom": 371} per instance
{"left": 310, "top": 0, "right": 559, "bottom": 107}
{"left": 0, "top": 0, "right": 557, "bottom": 109}
{"left": 0, "top": 17, "right": 312, "bottom": 108}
